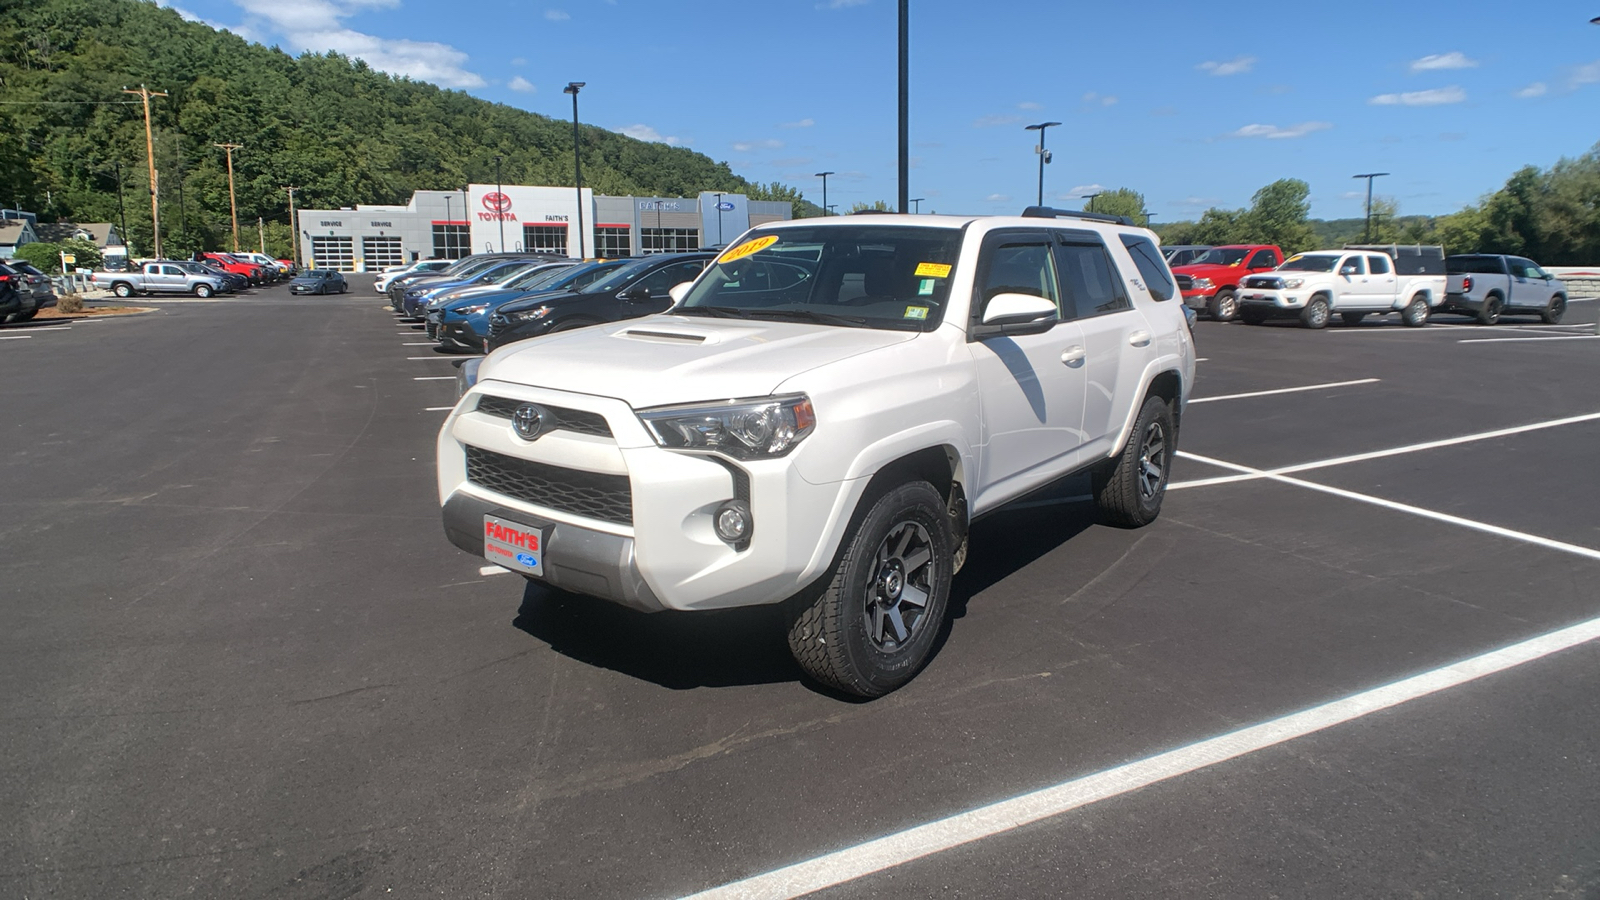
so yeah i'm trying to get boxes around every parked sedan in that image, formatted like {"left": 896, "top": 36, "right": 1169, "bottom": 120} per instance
{"left": 289, "top": 269, "right": 348, "bottom": 295}
{"left": 430, "top": 260, "right": 628, "bottom": 351}
{"left": 400, "top": 258, "right": 549, "bottom": 318}
{"left": 375, "top": 258, "right": 451, "bottom": 294}
{"left": 486, "top": 253, "right": 713, "bottom": 351}
{"left": 184, "top": 261, "right": 247, "bottom": 292}
{"left": 3, "top": 259, "right": 56, "bottom": 319}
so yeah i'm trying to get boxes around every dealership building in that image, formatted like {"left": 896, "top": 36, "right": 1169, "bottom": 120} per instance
{"left": 295, "top": 185, "right": 792, "bottom": 271}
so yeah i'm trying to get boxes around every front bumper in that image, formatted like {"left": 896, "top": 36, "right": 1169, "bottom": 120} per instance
{"left": 1180, "top": 289, "right": 1216, "bottom": 310}
{"left": 1237, "top": 289, "right": 1306, "bottom": 311}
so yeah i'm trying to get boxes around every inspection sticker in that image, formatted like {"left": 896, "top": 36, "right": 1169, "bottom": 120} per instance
{"left": 904, "top": 306, "right": 929, "bottom": 320}
{"left": 914, "top": 262, "right": 952, "bottom": 278}
{"left": 917, "top": 278, "right": 936, "bottom": 295}
{"left": 718, "top": 234, "right": 779, "bottom": 263}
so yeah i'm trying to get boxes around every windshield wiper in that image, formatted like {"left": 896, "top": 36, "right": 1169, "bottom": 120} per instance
{"left": 672, "top": 305, "right": 755, "bottom": 318}
{"left": 738, "top": 308, "right": 871, "bottom": 327}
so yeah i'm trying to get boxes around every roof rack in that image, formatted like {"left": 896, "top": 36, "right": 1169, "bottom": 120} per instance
{"left": 1020, "top": 206, "right": 1136, "bottom": 226}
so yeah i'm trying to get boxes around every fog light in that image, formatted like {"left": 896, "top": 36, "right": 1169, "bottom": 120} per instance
{"left": 714, "top": 500, "right": 752, "bottom": 544}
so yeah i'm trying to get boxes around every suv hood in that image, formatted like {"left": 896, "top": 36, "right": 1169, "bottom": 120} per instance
{"left": 1171, "top": 262, "right": 1246, "bottom": 280}
{"left": 479, "top": 315, "right": 921, "bottom": 409}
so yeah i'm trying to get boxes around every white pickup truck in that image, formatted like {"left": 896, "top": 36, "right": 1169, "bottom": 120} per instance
{"left": 1236, "top": 244, "right": 1447, "bottom": 328}
{"left": 91, "top": 261, "right": 228, "bottom": 298}
{"left": 437, "top": 209, "right": 1196, "bottom": 697}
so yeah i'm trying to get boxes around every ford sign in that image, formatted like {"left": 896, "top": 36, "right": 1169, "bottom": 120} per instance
{"left": 716, "top": 201, "right": 736, "bottom": 211}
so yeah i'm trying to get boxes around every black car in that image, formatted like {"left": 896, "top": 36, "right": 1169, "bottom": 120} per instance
{"left": 486, "top": 253, "right": 714, "bottom": 351}
{"left": 181, "top": 261, "right": 246, "bottom": 292}
{"left": 0, "top": 260, "right": 32, "bottom": 323}
{"left": 289, "top": 269, "right": 348, "bottom": 295}
{"left": 3, "top": 259, "right": 56, "bottom": 320}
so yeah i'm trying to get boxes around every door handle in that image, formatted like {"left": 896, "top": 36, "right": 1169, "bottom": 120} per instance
{"left": 1061, "top": 345, "right": 1086, "bottom": 366}
{"left": 1127, "top": 330, "right": 1151, "bottom": 347}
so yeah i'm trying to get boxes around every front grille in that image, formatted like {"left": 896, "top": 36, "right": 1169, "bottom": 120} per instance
{"left": 1174, "top": 274, "right": 1194, "bottom": 290}
{"left": 473, "top": 396, "right": 612, "bottom": 436}
{"left": 1244, "top": 276, "right": 1282, "bottom": 289}
{"left": 465, "top": 446, "right": 632, "bottom": 525}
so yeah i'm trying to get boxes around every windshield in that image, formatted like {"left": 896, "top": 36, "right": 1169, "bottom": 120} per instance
{"left": 675, "top": 225, "right": 963, "bottom": 331}
{"left": 1278, "top": 255, "right": 1339, "bottom": 273}
{"left": 1191, "top": 248, "right": 1250, "bottom": 266}
{"left": 581, "top": 257, "right": 662, "bottom": 293}
{"left": 506, "top": 264, "right": 571, "bottom": 290}
{"left": 476, "top": 262, "right": 532, "bottom": 284}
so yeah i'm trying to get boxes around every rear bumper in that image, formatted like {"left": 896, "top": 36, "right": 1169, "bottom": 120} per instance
{"left": 1439, "top": 292, "right": 1485, "bottom": 312}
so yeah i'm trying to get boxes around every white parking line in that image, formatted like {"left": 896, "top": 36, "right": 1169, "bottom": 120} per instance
{"left": 413, "top": 376, "right": 455, "bottom": 381}
{"left": 403, "top": 342, "right": 436, "bottom": 346}
{"left": 1188, "top": 378, "right": 1379, "bottom": 405}
{"left": 425, "top": 406, "right": 454, "bottom": 411}
{"left": 1177, "top": 450, "right": 1600, "bottom": 562}
{"left": 407, "top": 356, "right": 455, "bottom": 360}
{"left": 1326, "top": 323, "right": 1478, "bottom": 334}
{"left": 1170, "top": 410, "right": 1600, "bottom": 491}
{"left": 0, "top": 334, "right": 33, "bottom": 340}
{"left": 685, "top": 615, "right": 1600, "bottom": 900}
{"left": 1458, "top": 335, "right": 1600, "bottom": 344}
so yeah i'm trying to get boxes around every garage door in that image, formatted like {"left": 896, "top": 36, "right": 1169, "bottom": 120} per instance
{"left": 310, "top": 236, "right": 356, "bottom": 272}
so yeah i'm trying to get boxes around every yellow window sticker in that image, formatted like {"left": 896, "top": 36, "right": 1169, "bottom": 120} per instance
{"left": 914, "top": 262, "right": 952, "bottom": 278}
{"left": 718, "top": 234, "right": 779, "bottom": 263}
{"left": 904, "top": 306, "right": 929, "bottom": 320}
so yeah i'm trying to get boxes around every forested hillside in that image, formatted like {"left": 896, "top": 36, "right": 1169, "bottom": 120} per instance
{"left": 0, "top": 0, "right": 807, "bottom": 256}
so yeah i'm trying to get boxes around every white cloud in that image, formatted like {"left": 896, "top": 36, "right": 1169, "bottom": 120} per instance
{"left": 1572, "top": 60, "right": 1600, "bottom": 89}
{"left": 972, "top": 114, "right": 1021, "bottom": 127}
{"left": 818, "top": 0, "right": 868, "bottom": 7}
{"left": 621, "top": 124, "right": 682, "bottom": 146}
{"left": 1198, "top": 55, "right": 1255, "bottom": 76}
{"left": 507, "top": 76, "right": 535, "bottom": 93}
{"left": 1516, "top": 82, "right": 1548, "bottom": 98}
{"left": 1081, "top": 92, "right": 1118, "bottom": 106}
{"left": 1229, "top": 121, "right": 1332, "bottom": 139}
{"left": 231, "top": 0, "right": 485, "bottom": 88}
{"left": 1067, "top": 183, "right": 1107, "bottom": 196}
{"left": 545, "top": 9, "right": 570, "bottom": 20}
{"left": 1369, "top": 86, "right": 1466, "bottom": 106}
{"left": 985, "top": 193, "right": 1010, "bottom": 202}
{"left": 510, "top": 57, "right": 526, "bottom": 66}
{"left": 732, "top": 138, "right": 783, "bottom": 151}
{"left": 1017, "top": 101, "right": 1042, "bottom": 110}
{"left": 780, "top": 118, "right": 814, "bottom": 128}
{"left": 167, "top": 4, "right": 204, "bottom": 21}
{"left": 1410, "top": 51, "right": 1477, "bottom": 72}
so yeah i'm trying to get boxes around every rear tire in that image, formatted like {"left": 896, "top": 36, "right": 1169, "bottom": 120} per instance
{"left": 1300, "top": 295, "right": 1330, "bottom": 329}
{"left": 1478, "top": 294, "right": 1503, "bottom": 325}
{"left": 1092, "top": 395, "right": 1175, "bottom": 528}
{"left": 1207, "top": 289, "right": 1238, "bottom": 322}
{"left": 1541, "top": 295, "right": 1566, "bottom": 325}
{"left": 1401, "top": 295, "right": 1430, "bottom": 327}
{"left": 13, "top": 309, "right": 36, "bottom": 322}
{"left": 113, "top": 282, "right": 134, "bottom": 299}
{"left": 1339, "top": 312, "right": 1367, "bottom": 326}
{"left": 784, "top": 481, "right": 953, "bottom": 698}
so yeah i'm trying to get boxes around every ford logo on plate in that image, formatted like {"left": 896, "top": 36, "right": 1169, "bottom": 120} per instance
{"left": 512, "top": 403, "right": 546, "bottom": 440}
{"left": 516, "top": 552, "right": 536, "bottom": 567}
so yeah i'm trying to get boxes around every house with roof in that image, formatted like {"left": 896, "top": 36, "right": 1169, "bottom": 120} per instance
{"left": 0, "top": 218, "right": 40, "bottom": 257}
{"left": 33, "top": 222, "right": 122, "bottom": 249}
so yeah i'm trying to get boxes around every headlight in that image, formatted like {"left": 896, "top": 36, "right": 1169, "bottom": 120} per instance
{"left": 457, "top": 304, "right": 489, "bottom": 315}
{"left": 1282, "top": 278, "right": 1305, "bottom": 289}
{"left": 1192, "top": 277, "right": 1214, "bottom": 290}
{"left": 506, "top": 306, "right": 553, "bottom": 323}
{"left": 639, "top": 394, "right": 816, "bottom": 460}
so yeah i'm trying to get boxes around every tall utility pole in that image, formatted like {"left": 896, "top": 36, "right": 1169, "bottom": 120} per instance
{"left": 1024, "top": 122, "right": 1061, "bottom": 207}
{"left": 123, "top": 84, "right": 168, "bottom": 258}
{"left": 564, "top": 82, "right": 587, "bottom": 259}
{"left": 215, "top": 142, "right": 243, "bottom": 251}
{"left": 815, "top": 171, "right": 834, "bottom": 216}
{"left": 283, "top": 186, "right": 299, "bottom": 267}
{"left": 1352, "top": 172, "right": 1389, "bottom": 242}
{"left": 897, "top": 0, "right": 909, "bottom": 214}
{"left": 257, "top": 216, "right": 265, "bottom": 254}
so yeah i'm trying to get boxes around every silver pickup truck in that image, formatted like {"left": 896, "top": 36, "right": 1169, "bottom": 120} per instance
{"left": 91, "top": 261, "right": 229, "bottom": 298}
{"left": 1442, "top": 254, "right": 1568, "bottom": 325}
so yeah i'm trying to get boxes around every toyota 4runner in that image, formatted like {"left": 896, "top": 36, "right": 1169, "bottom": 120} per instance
{"left": 437, "top": 209, "right": 1196, "bottom": 697}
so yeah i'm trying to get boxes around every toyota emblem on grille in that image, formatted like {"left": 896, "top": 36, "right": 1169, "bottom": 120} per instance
{"left": 511, "top": 404, "right": 546, "bottom": 440}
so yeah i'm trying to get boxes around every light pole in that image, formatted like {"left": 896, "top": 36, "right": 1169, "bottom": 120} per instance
{"left": 283, "top": 185, "right": 299, "bottom": 268}
{"left": 443, "top": 194, "right": 453, "bottom": 258}
{"left": 713, "top": 191, "right": 726, "bottom": 244}
{"left": 815, "top": 171, "right": 834, "bottom": 216}
{"left": 564, "top": 82, "right": 586, "bottom": 259}
{"left": 214, "top": 142, "right": 243, "bottom": 251}
{"left": 897, "top": 0, "right": 909, "bottom": 213}
{"left": 910, "top": 197, "right": 924, "bottom": 214}
{"left": 1024, "top": 121, "right": 1060, "bottom": 207}
{"left": 493, "top": 154, "right": 506, "bottom": 251}
{"left": 1081, "top": 192, "right": 1103, "bottom": 213}
{"left": 1352, "top": 172, "right": 1389, "bottom": 242}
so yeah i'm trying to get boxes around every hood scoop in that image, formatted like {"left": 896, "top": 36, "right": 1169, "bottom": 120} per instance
{"left": 618, "top": 328, "right": 710, "bottom": 344}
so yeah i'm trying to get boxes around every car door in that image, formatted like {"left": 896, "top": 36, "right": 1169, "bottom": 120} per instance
{"left": 967, "top": 230, "right": 1088, "bottom": 508}
{"left": 622, "top": 260, "right": 708, "bottom": 316}
{"left": 1365, "top": 254, "right": 1396, "bottom": 307}
{"left": 1246, "top": 248, "right": 1279, "bottom": 275}
{"left": 1058, "top": 232, "right": 1155, "bottom": 460}
{"left": 1333, "top": 254, "right": 1370, "bottom": 308}
{"left": 1506, "top": 257, "right": 1539, "bottom": 309}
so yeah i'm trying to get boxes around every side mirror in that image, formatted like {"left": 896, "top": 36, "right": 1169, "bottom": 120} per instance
{"left": 619, "top": 285, "right": 652, "bottom": 303}
{"left": 668, "top": 282, "right": 692, "bottom": 304}
{"left": 1340, "top": 266, "right": 1359, "bottom": 276}
{"left": 977, "top": 292, "right": 1059, "bottom": 337}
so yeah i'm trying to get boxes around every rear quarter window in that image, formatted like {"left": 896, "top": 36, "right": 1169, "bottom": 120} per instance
{"left": 1118, "top": 235, "right": 1176, "bottom": 301}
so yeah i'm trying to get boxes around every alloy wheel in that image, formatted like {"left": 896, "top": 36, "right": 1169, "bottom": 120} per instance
{"left": 865, "top": 521, "right": 936, "bottom": 651}
{"left": 1138, "top": 421, "right": 1167, "bottom": 501}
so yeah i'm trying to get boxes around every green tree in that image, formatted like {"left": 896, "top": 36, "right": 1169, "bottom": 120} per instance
{"left": 1086, "top": 187, "right": 1147, "bottom": 223}
{"left": 1241, "top": 178, "right": 1316, "bottom": 253}
{"left": 849, "top": 200, "right": 892, "bottom": 213}
{"left": 13, "top": 241, "right": 63, "bottom": 273}
{"left": 59, "top": 235, "right": 103, "bottom": 270}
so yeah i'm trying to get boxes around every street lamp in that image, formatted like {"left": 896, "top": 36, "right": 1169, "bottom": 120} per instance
{"left": 910, "top": 197, "right": 924, "bottom": 214}
{"left": 564, "top": 81, "right": 586, "bottom": 259}
{"left": 825, "top": 204, "right": 838, "bottom": 216}
{"left": 1024, "top": 121, "right": 1061, "bottom": 207}
{"left": 713, "top": 191, "right": 726, "bottom": 245}
{"left": 443, "top": 194, "right": 453, "bottom": 258}
{"left": 815, "top": 171, "right": 835, "bottom": 216}
{"left": 1081, "top": 192, "right": 1103, "bottom": 213}
{"left": 494, "top": 154, "right": 505, "bottom": 251}
{"left": 1352, "top": 172, "right": 1389, "bottom": 242}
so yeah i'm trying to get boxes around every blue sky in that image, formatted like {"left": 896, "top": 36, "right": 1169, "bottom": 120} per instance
{"left": 169, "top": 0, "right": 1600, "bottom": 220}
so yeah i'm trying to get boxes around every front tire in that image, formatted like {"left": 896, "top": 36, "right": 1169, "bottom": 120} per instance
{"left": 785, "top": 481, "right": 953, "bottom": 698}
{"left": 1300, "top": 295, "right": 1331, "bottom": 329}
{"left": 1478, "top": 294, "right": 1503, "bottom": 325}
{"left": 1401, "top": 295, "right": 1430, "bottom": 327}
{"left": 1093, "top": 395, "right": 1176, "bottom": 528}
{"left": 1541, "top": 295, "right": 1566, "bottom": 325}
{"left": 1207, "top": 289, "right": 1238, "bottom": 322}
{"left": 194, "top": 284, "right": 213, "bottom": 298}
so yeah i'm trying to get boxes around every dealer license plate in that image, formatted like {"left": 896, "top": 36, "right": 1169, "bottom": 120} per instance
{"left": 483, "top": 515, "right": 545, "bottom": 576}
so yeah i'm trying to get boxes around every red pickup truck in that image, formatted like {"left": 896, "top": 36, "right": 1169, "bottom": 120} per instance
{"left": 199, "top": 252, "right": 267, "bottom": 285}
{"left": 1172, "top": 244, "right": 1284, "bottom": 321}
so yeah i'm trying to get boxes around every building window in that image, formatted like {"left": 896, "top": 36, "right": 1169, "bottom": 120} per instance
{"left": 522, "top": 224, "right": 568, "bottom": 256}
{"left": 640, "top": 228, "right": 700, "bottom": 254}
{"left": 310, "top": 236, "right": 356, "bottom": 272}
{"left": 362, "top": 236, "right": 405, "bottom": 270}
{"left": 432, "top": 223, "right": 468, "bottom": 260}
{"left": 595, "top": 226, "right": 631, "bottom": 258}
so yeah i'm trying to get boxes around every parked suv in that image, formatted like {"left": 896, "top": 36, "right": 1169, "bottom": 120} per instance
{"left": 2, "top": 259, "right": 55, "bottom": 321}
{"left": 437, "top": 209, "right": 1195, "bottom": 697}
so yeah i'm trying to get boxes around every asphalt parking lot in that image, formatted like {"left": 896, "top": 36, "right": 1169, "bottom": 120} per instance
{"left": 4, "top": 285, "right": 1599, "bottom": 898}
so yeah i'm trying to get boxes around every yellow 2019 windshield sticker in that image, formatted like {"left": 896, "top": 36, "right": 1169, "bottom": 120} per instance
{"left": 914, "top": 262, "right": 952, "bottom": 278}
{"left": 718, "top": 235, "right": 779, "bottom": 263}
{"left": 904, "top": 306, "right": 928, "bottom": 320}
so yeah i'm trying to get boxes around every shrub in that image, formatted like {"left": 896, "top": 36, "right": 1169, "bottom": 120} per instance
{"left": 57, "top": 293, "right": 84, "bottom": 314}
{"left": 13, "top": 242, "right": 63, "bottom": 274}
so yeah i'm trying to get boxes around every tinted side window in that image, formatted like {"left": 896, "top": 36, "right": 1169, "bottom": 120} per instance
{"left": 1055, "top": 241, "right": 1131, "bottom": 320}
{"left": 977, "top": 238, "right": 1060, "bottom": 313}
{"left": 1341, "top": 256, "right": 1366, "bottom": 275}
{"left": 638, "top": 261, "right": 703, "bottom": 295}
{"left": 1508, "top": 258, "right": 1535, "bottom": 278}
{"left": 1367, "top": 255, "right": 1391, "bottom": 275}
{"left": 1248, "top": 249, "right": 1278, "bottom": 268}
{"left": 1119, "top": 235, "right": 1176, "bottom": 301}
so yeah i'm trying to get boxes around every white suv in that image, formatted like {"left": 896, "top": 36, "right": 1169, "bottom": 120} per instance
{"left": 437, "top": 210, "right": 1196, "bottom": 697}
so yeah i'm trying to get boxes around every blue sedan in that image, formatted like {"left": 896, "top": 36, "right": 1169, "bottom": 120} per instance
{"left": 430, "top": 260, "right": 629, "bottom": 352}
{"left": 400, "top": 259, "right": 543, "bottom": 318}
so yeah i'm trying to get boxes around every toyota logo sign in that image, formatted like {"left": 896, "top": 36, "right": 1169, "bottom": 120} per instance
{"left": 483, "top": 192, "right": 512, "bottom": 213}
